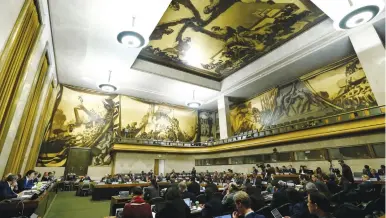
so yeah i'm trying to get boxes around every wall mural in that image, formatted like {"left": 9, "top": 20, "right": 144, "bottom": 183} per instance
{"left": 139, "top": 0, "right": 326, "bottom": 80}
{"left": 37, "top": 86, "right": 119, "bottom": 167}
{"left": 120, "top": 96, "right": 198, "bottom": 142}
{"left": 230, "top": 55, "right": 377, "bottom": 134}
{"left": 198, "top": 111, "right": 217, "bottom": 141}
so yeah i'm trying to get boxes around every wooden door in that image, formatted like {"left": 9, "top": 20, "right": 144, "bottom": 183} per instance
{"left": 154, "top": 159, "right": 159, "bottom": 176}
{"left": 64, "top": 147, "right": 91, "bottom": 177}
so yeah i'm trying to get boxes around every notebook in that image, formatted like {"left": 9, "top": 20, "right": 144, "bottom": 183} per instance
{"left": 271, "top": 208, "right": 283, "bottom": 218}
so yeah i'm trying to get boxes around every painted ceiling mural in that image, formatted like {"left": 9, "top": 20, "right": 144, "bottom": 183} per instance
{"left": 230, "top": 55, "right": 377, "bottom": 134}
{"left": 120, "top": 96, "right": 198, "bottom": 142}
{"left": 139, "top": 0, "right": 326, "bottom": 80}
{"left": 37, "top": 86, "right": 119, "bottom": 167}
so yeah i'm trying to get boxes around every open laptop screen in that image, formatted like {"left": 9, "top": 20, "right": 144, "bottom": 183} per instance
{"left": 214, "top": 215, "right": 231, "bottom": 218}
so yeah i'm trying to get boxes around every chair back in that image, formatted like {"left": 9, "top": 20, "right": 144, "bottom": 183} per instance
{"left": 196, "top": 194, "right": 206, "bottom": 204}
{"left": 277, "top": 203, "right": 291, "bottom": 217}
{"left": 81, "top": 183, "right": 90, "bottom": 190}
{"left": 363, "top": 200, "right": 376, "bottom": 216}
{"left": 213, "top": 192, "right": 223, "bottom": 200}
{"left": 256, "top": 206, "right": 273, "bottom": 218}
{"left": 334, "top": 203, "right": 365, "bottom": 218}
{"left": 149, "top": 197, "right": 164, "bottom": 205}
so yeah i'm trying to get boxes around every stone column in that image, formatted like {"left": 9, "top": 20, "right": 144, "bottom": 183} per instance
{"left": 217, "top": 95, "right": 232, "bottom": 139}
{"left": 349, "top": 25, "right": 385, "bottom": 106}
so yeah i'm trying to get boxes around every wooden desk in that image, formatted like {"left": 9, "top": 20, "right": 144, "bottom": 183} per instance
{"left": 110, "top": 196, "right": 132, "bottom": 216}
{"left": 0, "top": 182, "right": 57, "bottom": 218}
{"left": 92, "top": 182, "right": 171, "bottom": 201}
{"left": 354, "top": 180, "right": 386, "bottom": 185}
{"left": 272, "top": 174, "right": 300, "bottom": 183}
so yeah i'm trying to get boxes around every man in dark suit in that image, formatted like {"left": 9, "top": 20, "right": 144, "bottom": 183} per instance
{"left": 339, "top": 160, "right": 354, "bottom": 183}
{"left": 378, "top": 165, "right": 385, "bottom": 176}
{"left": 206, "top": 179, "right": 218, "bottom": 192}
{"left": 311, "top": 174, "right": 331, "bottom": 199}
{"left": 18, "top": 170, "right": 35, "bottom": 192}
{"left": 0, "top": 174, "right": 18, "bottom": 200}
{"left": 179, "top": 181, "right": 196, "bottom": 202}
{"left": 357, "top": 175, "right": 374, "bottom": 192}
{"left": 201, "top": 187, "right": 222, "bottom": 218}
{"left": 232, "top": 191, "right": 265, "bottom": 218}
{"left": 288, "top": 165, "right": 297, "bottom": 174}
{"left": 270, "top": 184, "right": 289, "bottom": 209}
{"left": 187, "top": 177, "right": 200, "bottom": 196}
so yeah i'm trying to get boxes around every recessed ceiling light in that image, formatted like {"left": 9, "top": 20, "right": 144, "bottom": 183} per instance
{"left": 98, "top": 84, "right": 117, "bottom": 92}
{"left": 98, "top": 70, "right": 117, "bottom": 92}
{"left": 186, "top": 90, "right": 202, "bottom": 108}
{"left": 117, "top": 31, "right": 145, "bottom": 48}
{"left": 186, "top": 101, "right": 201, "bottom": 108}
{"left": 334, "top": 0, "right": 384, "bottom": 30}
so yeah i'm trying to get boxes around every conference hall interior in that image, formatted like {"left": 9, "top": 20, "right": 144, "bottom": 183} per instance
{"left": 0, "top": 0, "right": 385, "bottom": 218}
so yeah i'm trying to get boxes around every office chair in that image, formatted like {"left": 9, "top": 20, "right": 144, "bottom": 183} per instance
{"left": 80, "top": 183, "right": 90, "bottom": 196}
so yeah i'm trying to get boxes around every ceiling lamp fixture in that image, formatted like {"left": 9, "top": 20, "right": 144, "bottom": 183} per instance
{"left": 186, "top": 90, "right": 202, "bottom": 108}
{"left": 98, "top": 70, "right": 117, "bottom": 92}
{"left": 334, "top": 0, "right": 384, "bottom": 30}
{"left": 117, "top": 16, "right": 146, "bottom": 48}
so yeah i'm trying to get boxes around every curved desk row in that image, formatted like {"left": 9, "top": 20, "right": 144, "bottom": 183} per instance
{"left": 0, "top": 182, "right": 57, "bottom": 218}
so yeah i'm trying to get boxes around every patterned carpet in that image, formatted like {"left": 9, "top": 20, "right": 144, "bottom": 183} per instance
{"left": 45, "top": 191, "right": 110, "bottom": 218}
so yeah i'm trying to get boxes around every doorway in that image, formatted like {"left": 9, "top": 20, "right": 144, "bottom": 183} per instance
{"left": 64, "top": 147, "right": 91, "bottom": 177}
{"left": 155, "top": 159, "right": 165, "bottom": 175}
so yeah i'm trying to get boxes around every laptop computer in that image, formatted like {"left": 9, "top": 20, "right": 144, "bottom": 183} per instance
{"left": 183, "top": 198, "right": 191, "bottom": 207}
{"left": 271, "top": 208, "right": 283, "bottom": 218}
{"left": 214, "top": 215, "right": 231, "bottom": 218}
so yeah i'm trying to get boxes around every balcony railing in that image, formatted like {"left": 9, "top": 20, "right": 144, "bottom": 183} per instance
{"left": 114, "top": 106, "right": 385, "bottom": 147}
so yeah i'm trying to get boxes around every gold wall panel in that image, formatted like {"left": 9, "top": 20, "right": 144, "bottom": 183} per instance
{"left": 0, "top": 0, "right": 42, "bottom": 154}
{"left": 139, "top": 0, "right": 326, "bottom": 80}
{"left": 4, "top": 51, "right": 49, "bottom": 176}
{"left": 120, "top": 96, "right": 198, "bottom": 142}
{"left": 230, "top": 55, "right": 378, "bottom": 134}
{"left": 24, "top": 80, "right": 55, "bottom": 173}
{"left": 37, "top": 86, "right": 119, "bottom": 167}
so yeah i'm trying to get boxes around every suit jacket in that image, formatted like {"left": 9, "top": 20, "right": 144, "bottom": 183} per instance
{"left": 187, "top": 181, "right": 200, "bottom": 196}
{"left": 144, "top": 186, "right": 159, "bottom": 201}
{"left": 206, "top": 183, "right": 218, "bottom": 192}
{"left": 181, "top": 191, "right": 196, "bottom": 202}
{"left": 289, "top": 202, "right": 309, "bottom": 218}
{"left": 341, "top": 164, "right": 354, "bottom": 183}
{"left": 17, "top": 177, "right": 34, "bottom": 192}
{"left": 270, "top": 189, "right": 289, "bottom": 209}
{"left": 245, "top": 212, "right": 266, "bottom": 218}
{"left": 0, "top": 181, "right": 17, "bottom": 201}
{"left": 358, "top": 181, "right": 374, "bottom": 192}
{"left": 156, "top": 199, "right": 191, "bottom": 218}
{"left": 41, "top": 176, "right": 51, "bottom": 182}
{"left": 201, "top": 198, "right": 222, "bottom": 218}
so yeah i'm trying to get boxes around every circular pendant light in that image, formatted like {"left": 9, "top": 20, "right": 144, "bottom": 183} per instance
{"left": 117, "top": 16, "right": 146, "bottom": 48}
{"left": 334, "top": 0, "right": 384, "bottom": 30}
{"left": 98, "top": 70, "right": 117, "bottom": 92}
{"left": 117, "top": 31, "right": 145, "bottom": 48}
{"left": 186, "top": 90, "right": 202, "bottom": 108}
{"left": 98, "top": 83, "right": 117, "bottom": 92}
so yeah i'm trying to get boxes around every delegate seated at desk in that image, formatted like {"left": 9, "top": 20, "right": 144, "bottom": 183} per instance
{"left": 0, "top": 174, "right": 18, "bottom": 201}
{"left": 17, "top": 170, "right": 36, "bottom": 192}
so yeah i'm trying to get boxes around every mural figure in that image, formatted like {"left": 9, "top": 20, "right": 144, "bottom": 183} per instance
{"left": 37, "top": 86, "right": 119, "bottom": 167}
{"left": 140, "top": 0, "right": 326, "bottom": 79}
{"left": 120, "top": 97, "right": 198, "bottom": 142}
{"left": 230, "top": 55, "right": 377, "bottom": 134}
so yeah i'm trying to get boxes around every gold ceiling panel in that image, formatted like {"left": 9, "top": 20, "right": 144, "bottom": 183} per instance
{"left": 139, "top": 0, "right": 326, "bottom": 80}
